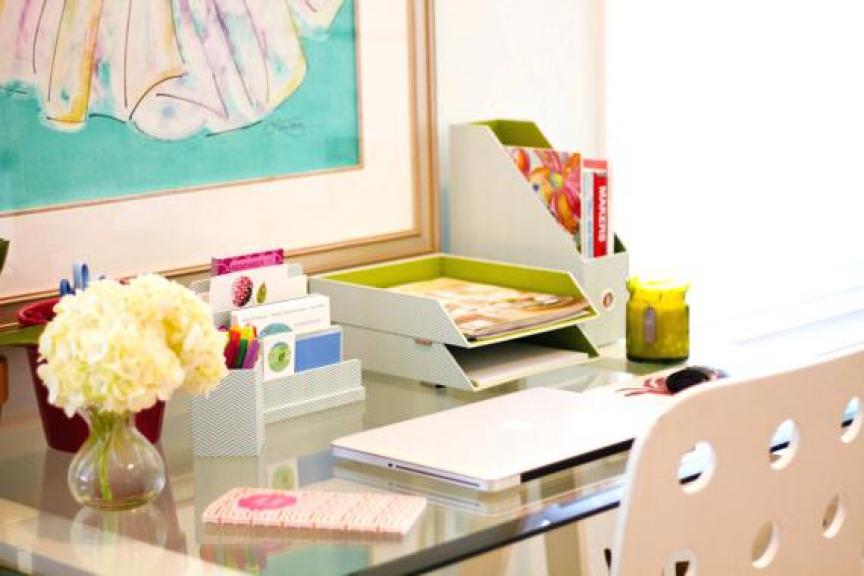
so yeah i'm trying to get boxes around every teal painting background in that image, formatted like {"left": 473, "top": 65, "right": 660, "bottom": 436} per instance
{"left": 0, "top": 1, "right": 358, "bottom": 213}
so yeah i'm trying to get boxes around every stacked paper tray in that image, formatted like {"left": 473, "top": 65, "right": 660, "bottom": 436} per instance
{"left": 310, "top": 254, "right": 600, "bottom": 391}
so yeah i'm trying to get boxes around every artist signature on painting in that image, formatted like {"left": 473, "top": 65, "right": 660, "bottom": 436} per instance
{"left": 267, "top": 118, "right": 307, "bottom": 137}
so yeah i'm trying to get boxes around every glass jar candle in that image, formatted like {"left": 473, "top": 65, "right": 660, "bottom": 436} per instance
{"left": 626, "top": 277, "right": 690, "bottom": 362}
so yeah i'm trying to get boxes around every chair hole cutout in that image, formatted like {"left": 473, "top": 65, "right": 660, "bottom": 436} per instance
{"left": 841, "top": 397, "right": 861, "bottom": 443}
{"left": 604, "top": 547, "right": 612, "bottom": 573}
{"left": 679, "top": 441, "right": 716, "bottom": 494}
{"left": 662, "top": 548, "right": 697, "bottom": 576}
{"left": 769, "top": 419, "right": 799, "bottom": 470}
{"left": 751, "top": 521, "right": 780, "bottom": 569}
{"left": 822, "top": 494, "right": 847, "bottom": 538}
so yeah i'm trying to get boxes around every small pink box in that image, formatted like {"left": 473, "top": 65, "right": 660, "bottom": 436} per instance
{"left": 211, "top": 249, "right": 284, "bottom": 276}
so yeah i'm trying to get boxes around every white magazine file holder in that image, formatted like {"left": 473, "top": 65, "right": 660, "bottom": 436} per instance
{"left": 449, "top": 120, "right": 629, "bottom": 346}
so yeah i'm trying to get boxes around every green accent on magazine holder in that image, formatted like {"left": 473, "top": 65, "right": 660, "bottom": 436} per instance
{"left": 323, "top": 256, "right": 443, "bottom": 289}
{"left": 474, "top": 120, "right": 552, "bottom": 148}
{"left": 322, "top": 254, "right": 595, "bottom": 307}
{"left": 442, "top": 256, "right": 588, "bottom": 301}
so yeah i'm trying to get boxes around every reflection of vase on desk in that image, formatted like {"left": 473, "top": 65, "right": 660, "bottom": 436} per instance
{"left": 70, "top": 504, "right": 169, "bottom": 572}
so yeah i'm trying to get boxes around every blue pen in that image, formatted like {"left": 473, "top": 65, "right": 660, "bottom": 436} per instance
{"left": 59, "top": 261, "right": 90, "bottom": 296}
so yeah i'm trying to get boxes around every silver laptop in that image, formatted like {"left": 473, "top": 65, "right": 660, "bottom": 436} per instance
{"left": 331, "top": 386, "right": 666, "bottom": 492}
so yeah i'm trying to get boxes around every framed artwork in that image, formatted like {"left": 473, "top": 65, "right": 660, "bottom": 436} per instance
{"left": 0, "top": 0, "right": 361, "bottom": 212}
{"left": 0, "top": 0, "right": 438, "bottom": 327}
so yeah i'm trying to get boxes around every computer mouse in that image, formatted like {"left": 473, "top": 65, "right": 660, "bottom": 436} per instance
{"left": 666, "top": 366, "right": 727, "bottom": 394}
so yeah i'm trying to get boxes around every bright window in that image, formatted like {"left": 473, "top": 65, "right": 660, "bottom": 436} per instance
{"left": 606, "top": 1, "right": 864, "bottom": 331}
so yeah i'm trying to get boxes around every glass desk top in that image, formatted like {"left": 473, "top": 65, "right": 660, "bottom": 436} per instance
{"left": 3, "top": 297, "right": 860, "bottom": 575}
{"left": 0, "top": 352, "right": 667, "bottom": 576}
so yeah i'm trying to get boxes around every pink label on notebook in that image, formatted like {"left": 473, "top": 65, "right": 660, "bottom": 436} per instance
{"left": 238, "top": 492, "right": 297, "bottom": 511}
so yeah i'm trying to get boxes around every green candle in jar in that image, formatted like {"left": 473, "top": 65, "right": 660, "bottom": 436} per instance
{"left": 626, "top": 277, "right": 690, "bottom": 362}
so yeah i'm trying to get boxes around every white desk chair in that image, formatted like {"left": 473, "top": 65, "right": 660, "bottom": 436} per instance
{"left": 612, "top": 347, "right": 864, "bottom": 576}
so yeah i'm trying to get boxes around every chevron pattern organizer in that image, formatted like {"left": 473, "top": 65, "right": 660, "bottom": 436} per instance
{"left": 190, "top": 361, "right": 366, "bottom": 457}
{"left": 190, "top": 369, "right": 263, "bottom": 457}
{"left": 188, "top": 280, "right": 365, "bottom": 457}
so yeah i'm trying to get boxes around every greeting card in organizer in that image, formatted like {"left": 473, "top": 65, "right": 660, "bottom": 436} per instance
{"left": 209, "top": 264, "right": 307, "bottom": 314}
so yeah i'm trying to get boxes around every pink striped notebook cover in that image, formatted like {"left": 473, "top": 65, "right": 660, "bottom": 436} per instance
{"left": 202, "top": 487, "right": 427, "bottom": 535}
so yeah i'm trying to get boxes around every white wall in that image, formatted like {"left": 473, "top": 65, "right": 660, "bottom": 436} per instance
{"left": 606, "top": 0, "right": 864, "bottom": 329}
{"left": 435, "top": 0, "right": 605, "bottom": 248}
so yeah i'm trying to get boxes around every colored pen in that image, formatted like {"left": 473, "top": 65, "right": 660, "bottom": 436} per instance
{"left": 236, "top": 338, "right": 249, "bottom": 369}
{"left": 243, "top": 339, "right": 260, "bottom": 369}
{"left": 224, "top": 331, "right": 241, "bottom": 369}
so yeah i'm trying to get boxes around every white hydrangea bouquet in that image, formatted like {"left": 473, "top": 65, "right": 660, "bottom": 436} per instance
{"left": 38, "top": 274, "right": 227, "bottom": 510}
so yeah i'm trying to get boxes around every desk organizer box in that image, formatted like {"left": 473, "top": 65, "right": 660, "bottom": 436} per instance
{"left": 188, "top": 278, "right": 364, "bottom": 457}
{"left": 310, "top": 254, "right": 600, "bottom": 391}
{"left": 449, "top": 120, "right": 629, "bottom": 346}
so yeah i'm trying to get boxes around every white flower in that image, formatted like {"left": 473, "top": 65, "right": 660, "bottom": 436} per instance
{"left": 38, "top": 275, "right": 227, "bottom": 416}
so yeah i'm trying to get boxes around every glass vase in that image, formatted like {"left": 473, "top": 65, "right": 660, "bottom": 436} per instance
{"left": 68, "top": 409, "right": 166, "bottom": 511}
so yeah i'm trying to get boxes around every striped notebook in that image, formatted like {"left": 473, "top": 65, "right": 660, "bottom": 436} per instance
{"left": 202, "top": 487, "right": 427, "bottom": 535}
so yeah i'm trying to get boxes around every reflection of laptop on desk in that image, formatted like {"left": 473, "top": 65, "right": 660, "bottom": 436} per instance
{"left": 331, "top": 386, "right": 668, "bottom": 492}
{"left": 334, "top": 460, "right": 526, "bottom": 516}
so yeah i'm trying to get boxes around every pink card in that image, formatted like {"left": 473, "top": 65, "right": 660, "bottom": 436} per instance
{"left": 211, "top": 249, "right": 285, "bottom": 276}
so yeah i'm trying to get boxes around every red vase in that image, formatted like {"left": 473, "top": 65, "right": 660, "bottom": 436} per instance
{"left": 18, "top": 298, "right": 165, "bottom": 453}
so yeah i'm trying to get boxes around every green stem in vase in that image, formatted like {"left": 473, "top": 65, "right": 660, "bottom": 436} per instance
{"left": 70, "top": 407, "right": 164, "bottom": 510}
{"left": 89, "top": 410, "right": 117, "bottom": 503}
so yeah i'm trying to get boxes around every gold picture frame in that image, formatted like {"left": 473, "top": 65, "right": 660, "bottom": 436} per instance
{"left": 0, "top": 0, "right": 438, "bottom": 329}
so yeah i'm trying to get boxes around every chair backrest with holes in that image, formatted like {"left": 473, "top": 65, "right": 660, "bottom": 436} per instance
{"left": 612, "top": 347, "right": 864, "bottom": 576}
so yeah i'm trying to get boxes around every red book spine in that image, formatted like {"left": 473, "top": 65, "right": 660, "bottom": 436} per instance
{"left": 593, "top": 172, "right": 609, "bottom": 257}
